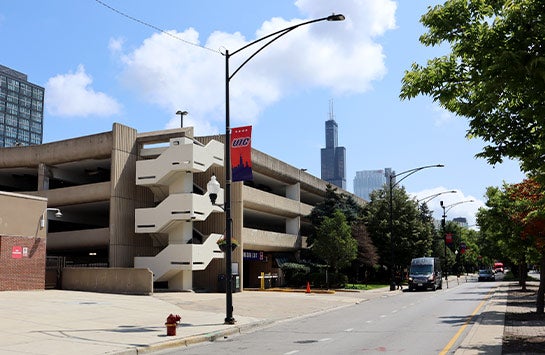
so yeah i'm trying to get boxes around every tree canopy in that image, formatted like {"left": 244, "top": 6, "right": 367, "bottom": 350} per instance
{"left": 312, "top": 210, "right": 358, "bottom": 273}
{"left": 400, "top": 0, "right": 545, "bottom": 177}
{"left": 363, "top": 186, "right": 435, "bottom": 269}
{"left": 477, "top": 178, "right": 545, "bottom": 312}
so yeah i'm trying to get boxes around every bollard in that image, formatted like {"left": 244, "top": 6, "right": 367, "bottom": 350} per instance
{"left": 165, "top": 314, "right": 181, "bottom": 336}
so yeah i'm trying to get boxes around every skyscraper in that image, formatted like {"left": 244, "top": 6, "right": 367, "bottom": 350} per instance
{"left": 353, "top": 168, "right": 393, "bottom": 200}
{"left": 0, "top": 64, "right": 44, "bottom": 147}
{"left": 320, "top": 103, "right": 346, "bottom": 189}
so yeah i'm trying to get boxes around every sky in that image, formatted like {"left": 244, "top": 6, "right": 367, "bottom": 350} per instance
{"left": 0, "top": 0, "right": 527, "bottom": 227}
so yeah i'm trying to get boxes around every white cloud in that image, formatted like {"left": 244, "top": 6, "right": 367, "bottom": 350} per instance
{"left": 114, "top": 0, "right": 397, "bottom": 135}
{"left": 45, "top": 65, "right": 122, "bottom": 117}
{"left": 411, "top": 186, "right": 485, "bottom": 228}
{"left": 108, "top": 37, "right": 124, "bottom": 53}
{"left": 432, "top": 104, "right": 456, "bottom": 127}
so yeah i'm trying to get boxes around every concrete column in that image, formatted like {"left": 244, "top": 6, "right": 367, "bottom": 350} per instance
{"left": 169, "top": 270, "right": 192, "bottom": 291}
{"left": 286, "top": 182, "right": 300, "bottom": 201}
{"left": 37, "top": 163, "right": 49, "bottom": 191}
{"left": 286, "top": 216, "right": 300, "bottom": 235}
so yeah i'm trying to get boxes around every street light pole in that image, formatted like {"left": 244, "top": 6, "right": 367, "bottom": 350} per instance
{"left": 388, "top": 164, "right": 444, "bottom": 291}
{"left": 222, "top": 13, "right": 345, "bottom": 324}
{"left": 176, "top": 110, "right": 188, "bottom": 128}
{"left": 440, "top": 199, "right": 474, "bottom": 287}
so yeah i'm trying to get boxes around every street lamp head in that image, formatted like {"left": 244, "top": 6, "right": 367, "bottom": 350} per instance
{"left": 176, "top": 110, "right": 188, "bottom": 116}
{"left": 327, "top": 13, "right": 345, "bottom": 21}
{"left": 206, "top": 174, "right": 221, "bottom": 205}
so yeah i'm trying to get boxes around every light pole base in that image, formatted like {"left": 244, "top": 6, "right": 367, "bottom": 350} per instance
{"left": 224, "top": 317, "right": 236, "bottom": 325}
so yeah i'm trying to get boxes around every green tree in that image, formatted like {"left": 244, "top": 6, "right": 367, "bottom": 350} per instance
{"left": 363, "top": 186, "right": 435, "bottom": 272}
{"left": 400, "top": 0, "right": 545, "bottom": 177}
{"left": 312, "top": 210, "right": 358, "bottom": 276}
{"left": 307, "top": 184, "right": 363, "bottom": 246}
{"left": 476, "top": 184, "right": 535, "bottom": 289}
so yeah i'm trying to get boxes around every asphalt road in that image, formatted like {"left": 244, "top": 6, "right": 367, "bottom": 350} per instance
{"left": 156, "top": 279, "right": 500, "bottom": 354}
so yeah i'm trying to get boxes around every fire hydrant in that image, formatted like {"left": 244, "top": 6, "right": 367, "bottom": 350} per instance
{"left": 165, "top": 314, "right": 181, "bottom": 336}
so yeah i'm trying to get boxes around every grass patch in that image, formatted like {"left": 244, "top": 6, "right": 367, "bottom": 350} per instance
{"left": 345, "top": 283, "right": 389, "bottom": 290}
{"left": 502, "top": 271, "right": 540, "bottom": 282}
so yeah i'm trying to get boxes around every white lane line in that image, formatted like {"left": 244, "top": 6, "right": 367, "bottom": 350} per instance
{"left": 284, "top": 351, "right": 299, "bottom": 355}
{"left": 319, "top": 338, "right": 332, "bottom": 342}
{"left": 345, "top": 328, "right": 354, "bottom": 332}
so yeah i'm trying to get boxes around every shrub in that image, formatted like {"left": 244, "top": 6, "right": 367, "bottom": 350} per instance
{"left": 280, "top": 262, "right": 310, "bottom": 287}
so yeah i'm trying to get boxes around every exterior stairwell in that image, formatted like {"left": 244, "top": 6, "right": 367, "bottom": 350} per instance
{"left": 134, "top": 136, "right": 225, "bottom": 290}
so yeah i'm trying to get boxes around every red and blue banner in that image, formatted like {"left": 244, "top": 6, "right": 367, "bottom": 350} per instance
{"left": 231, "top": 126, "right": 253, "bottom": 182}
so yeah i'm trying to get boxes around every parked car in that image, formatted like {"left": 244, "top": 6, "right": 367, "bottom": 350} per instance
{"left": 478, "top": 269, "right": 495, "bottom": 282}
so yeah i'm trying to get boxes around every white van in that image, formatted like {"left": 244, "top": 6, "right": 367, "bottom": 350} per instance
{"left": 408, "top": 257, "right": 442, "bottom": 291}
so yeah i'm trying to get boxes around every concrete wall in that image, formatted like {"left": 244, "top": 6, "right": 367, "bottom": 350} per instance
{"left": 0, "top": 192, "right": 48, "bottom": 291}
{"left": 61, "top": 267, "right": 153, "bottom": 295}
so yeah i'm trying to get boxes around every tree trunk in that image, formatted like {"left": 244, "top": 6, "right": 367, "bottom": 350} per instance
{"left": 537, "top": 253, "right": 545, "bottom": 314}
{"left": 518, "top": 257, "right": 527, "bottom": 291}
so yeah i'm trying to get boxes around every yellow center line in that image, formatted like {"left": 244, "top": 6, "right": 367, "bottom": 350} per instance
{"left": 439, "top": 287, "right": 495, "bottom": 355}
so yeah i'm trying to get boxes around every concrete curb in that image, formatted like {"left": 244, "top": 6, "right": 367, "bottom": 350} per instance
{"left": 117, "top": 319, "right": 276, "bottom": 354}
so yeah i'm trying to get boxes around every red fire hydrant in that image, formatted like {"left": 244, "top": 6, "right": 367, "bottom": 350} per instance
{"left": 165, "top": 314, "right": 181, "bottom": 336}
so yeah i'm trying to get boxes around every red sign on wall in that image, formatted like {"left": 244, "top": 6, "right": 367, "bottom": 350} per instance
{"left": 12, "top": 246, "right": 23, "bottom": 259}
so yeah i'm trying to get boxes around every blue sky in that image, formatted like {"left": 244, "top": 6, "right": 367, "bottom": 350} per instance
{"left": 1, "top": 0, "right": 526, "bottom": 226}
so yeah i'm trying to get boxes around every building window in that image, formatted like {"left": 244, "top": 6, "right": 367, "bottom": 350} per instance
{"left": 32, "top": 99, "right": 42, "bottom": 111}
{"left": 30, "top": 133, "right": 41, "bottom": 144}
{"left": 5, "top": 138, "right": 16, "bottom": 147}
{"left": 19, "top": 96, "right": 31, "bottom": 108}
{"left": 20, "top": 83, "right": 32, "bottom": 97}
{"left": 7, "top": 78, "right": 19, "bottom": 92}
{"left": 31, "top": 110, "right": 42, "bottom": 122}
{"left": 18, "top": 130, "right": 29, "bottom": 142}
{"left": 7, "top": 93, "right": 18, "bottom": 104}
{"left": 5, "top": 114, "right": 17, "bottom": 126}
{"left": 19, "top": 106, "right": 30, "bottom": 119}
{"left": 5, "top": 125, "right": 17, "bottom": 138}
{"left": 6, "top": 102, "right": 18, "bottom": 115}
{"left": 19, "top": 118, "right": 30, "bottom": 130}
{"left": 30, "top": 121, "right": 42, "bottom": 133}
{"left": 32, "top": 88, "right": 43, "bottom": 100}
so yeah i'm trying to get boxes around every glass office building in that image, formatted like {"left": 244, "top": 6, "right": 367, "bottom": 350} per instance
{"left": 353, "top": 168, "right": 394, "bottom": 201}
{"left": 0, "top": 64, "right": 44, "bottom": 147}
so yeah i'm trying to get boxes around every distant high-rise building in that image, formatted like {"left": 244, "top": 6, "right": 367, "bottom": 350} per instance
{"left": 0, "top": 64, "right": 44, "bottom": 147}
{"left": 453, "top": 217, "right": 468, "bottom": 228}
{"left": 320, "top": 103, "right": 346, "bottom": 189}
{"left": 354, "top": 168, "right": 394, "bottom": 200}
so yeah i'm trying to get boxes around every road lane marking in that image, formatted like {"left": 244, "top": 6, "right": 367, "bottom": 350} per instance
{"left": 284, "top": 351, "right": 299, "bottom": 355}
{"left": 439, "top": 288, "right": 495, "bottom": 355}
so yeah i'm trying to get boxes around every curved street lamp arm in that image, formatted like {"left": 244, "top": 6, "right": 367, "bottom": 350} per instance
{"left": 227, "top": 14, "right": 344, "bottom": 82}
{"left": 445, "top": 199, "right": 475, "bottom": 213}
{"left": 418, "top": 190, "right": 457, "bottom": 204}
{"left": 390, "top": 164, "right": 444, "bottom": 189}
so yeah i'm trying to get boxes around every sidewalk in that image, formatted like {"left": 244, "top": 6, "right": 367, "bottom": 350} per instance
{"left": 0, "top": 277, "right": 523, "bottom": 354}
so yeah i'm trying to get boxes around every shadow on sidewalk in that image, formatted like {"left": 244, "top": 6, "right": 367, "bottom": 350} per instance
{"left": 502, "top": 282, "right": 545, "bottom": 354}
